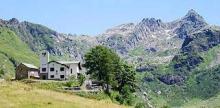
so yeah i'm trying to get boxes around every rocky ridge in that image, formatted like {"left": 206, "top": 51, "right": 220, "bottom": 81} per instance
{"left": 0, "top": 9, "right": 213, "bottom": 66}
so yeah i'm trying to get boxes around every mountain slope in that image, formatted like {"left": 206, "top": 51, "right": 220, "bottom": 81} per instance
{"left": 0, "top": 27, "right": 39, "bottom": 76}
{"left": 98, "top": 9, "right": 209, "bottom": 65}
{"left": 0, "top": 18, "right": 98, "bottom": 61}
{"left": 137, "top": 27, "right": 220, "bottom": 107}
{"left": 182, "top": 93, "right": 220, "bottom": 108}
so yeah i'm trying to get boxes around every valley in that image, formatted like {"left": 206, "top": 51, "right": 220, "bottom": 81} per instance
{"left": 1, "top": 9, "right": 220, "bottom": 108}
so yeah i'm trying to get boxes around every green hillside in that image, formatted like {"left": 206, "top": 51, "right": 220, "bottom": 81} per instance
{"left": 0, "top": 81, "right": 127, "bottom": 108}
{"left": 135, "top": 28, "right": 220, "bottom": 107}
{"left": 0, "top": 27, "right": 39, "bottom": 77}
{"left": 182, "top": 93, "right": 220, "bottom": 108}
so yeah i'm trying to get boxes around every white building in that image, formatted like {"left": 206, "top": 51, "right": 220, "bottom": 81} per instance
{"left": 39, "top": 50, "right": 82, "bottom": 80}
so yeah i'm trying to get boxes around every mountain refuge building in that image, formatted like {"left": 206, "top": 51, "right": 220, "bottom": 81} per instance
{"left": 39, "top": 51, "right": 82, "bottom": 80}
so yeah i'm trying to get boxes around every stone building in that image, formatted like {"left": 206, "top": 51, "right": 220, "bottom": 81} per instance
{"left": 15, "top": 63, "right": 39, "bottom": 80}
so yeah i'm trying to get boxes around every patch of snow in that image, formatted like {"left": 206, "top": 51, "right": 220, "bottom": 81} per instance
{"left": 151, "top": 34, "right": 156, "bottom": 38}
{"left": 166, "top": 36, "right": 172, "bottom": 40}
{"left": 165, "top": 30, "right": 171, "bottom": 33}
{"left": 157, "top": 91, "right": 161, "bottom": 95}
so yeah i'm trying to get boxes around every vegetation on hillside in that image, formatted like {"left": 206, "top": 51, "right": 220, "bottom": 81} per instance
{"left": 135, "top": 29, "right": 220, "bottom": 107}
{"left": 0, "top": 27, "right": 39, "bottom": 77}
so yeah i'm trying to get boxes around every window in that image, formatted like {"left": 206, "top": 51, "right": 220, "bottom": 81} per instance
{"left": 60, "top": 67, "right": 65, "bottom": 71}
{"left": 42, "top": 68, "right": 46, "bottom": 72}
{"left": 50, "top": 75, "right": 54, "bottom": 78}
{"left": 60, "top": 75, "right": 64, "bottom": 79}
{"left": 50, "top": 68, "right": 54, "bottom": 71}
{"left": 71, "top": 69, "right": 73, "bottom": 74}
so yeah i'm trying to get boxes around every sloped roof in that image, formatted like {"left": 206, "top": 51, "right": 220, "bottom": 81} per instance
{"left": 21, "top": 63, "right": 38, "bottom": 69}
{"left": 48, "top": 61, "right": 70, "bottom": 68}
{"left": 48, "top": 60, "right": 81, "bottom": 69}
{"left": 57, "top": 61, "right": 80, "bottom": 64}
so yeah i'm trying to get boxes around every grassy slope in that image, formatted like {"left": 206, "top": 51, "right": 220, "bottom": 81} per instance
{"left": 0, "top": 27, "right": 39, "bottom": 75}
{"left": 0, "top": 81, "right": 128, "bottom": 108}
{"left": 181, "top": 94, "right": 220, "bottom": 108}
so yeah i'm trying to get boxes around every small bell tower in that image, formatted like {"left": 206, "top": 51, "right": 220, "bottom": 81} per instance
{"left": 40, "top": 50, "right": 49, "bottom": 73}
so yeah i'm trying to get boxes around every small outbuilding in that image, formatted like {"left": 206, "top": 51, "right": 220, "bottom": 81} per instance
{"left": 15, "top": 63, "right": 39, "bottom": 80}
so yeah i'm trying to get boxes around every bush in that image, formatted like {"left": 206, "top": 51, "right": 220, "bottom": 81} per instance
{"left": 125, "top": 93, "right": 135, "bottom": 106}
{"left": 116, "top": 85, "right": 135, "bottom": 105}
{"left": 161, "top": 105, "right": 170, "bottom": 108}
{"left": 135, "top": 102, "right": 146, "bottom": 108}
{"left": 0, "top": 69, "right": 4, "bottom": 78}
{"left": 65, "top": 80, "right": 77, "bottom": 87}
{"left": 77, "top": 74, "right": 86, "bottom": 86}
{"left": 75, "top": 91, "right": 108, "bottom": 100}
{"left": 116, "top": 94, "right": 135, "bottom": 105}
{"left": 109, "top": 91, "right": 120, "bottom": 103}
{"left": 69, "top": 75, "right": 77, "bottom": 81}
{"left": 116, "top": 94, "right": 124, "bottom": 104}
{"left": 64, "top": 75, "right": 79, "bottom": 87}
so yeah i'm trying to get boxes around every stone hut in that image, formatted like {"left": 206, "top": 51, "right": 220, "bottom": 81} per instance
{"left": 15, "top": 63, "right": 39, "bottom": 80}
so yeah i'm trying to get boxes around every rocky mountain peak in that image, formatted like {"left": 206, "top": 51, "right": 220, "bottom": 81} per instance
{"left": 141, "top": 18, "right": 164, "bottom": 27}
{"left": 186, "top": 9, "right": 199, "bottom": 15}
{"left": 137, "top": 18, "right": 166, "bottom": 32}
{"left": 171, "top": 9, "right": 208, "bottom": 39}
{"left": 103, "top": 23, "right": 135, "bottom": 36}
{"left": 182, "top": 9, "right": 206, "bottom": 23}
{"left": 9, "top": 18, "right": 19, "bottom": 25}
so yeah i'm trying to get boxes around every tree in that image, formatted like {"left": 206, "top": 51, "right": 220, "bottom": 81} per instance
{"left": 115, "top": 63, "right": 136, "bottom": 105}
{"left": 84, "top": 45, "right": 120, "bottom": 93}
{"left": 115, "top": 63, "right": 136, "bottom": 93}
{"left": 84, "top": 45, "right": 137, "bottom": 105}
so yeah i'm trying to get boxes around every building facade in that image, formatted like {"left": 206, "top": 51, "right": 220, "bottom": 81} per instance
{"left": 39, "top": 51, "right": 81, "bottom": 80}
{"left": 15, "top": 63, "right": 39, "bottom": 80}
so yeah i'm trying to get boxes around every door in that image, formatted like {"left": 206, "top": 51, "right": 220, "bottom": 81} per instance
{"left": 42, "top": 75, "right": 46, "bottom": 80}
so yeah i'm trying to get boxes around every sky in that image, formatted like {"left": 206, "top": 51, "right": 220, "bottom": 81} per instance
{"left": 0, "top": 0, "right": 219, "bottom": 35}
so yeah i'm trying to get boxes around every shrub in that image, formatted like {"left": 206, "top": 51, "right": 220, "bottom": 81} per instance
{"left": 64, "top": 75, "right": 79, "bottom": 87}
{"left": 161, "top": 105, "right": 170, "bottom": 108}
{"left": 109, "top": 91, "right": 120, "bottom": 103}
{"left": 116, "top": 85, "right": 135, "bottom": 105}
{"left": 0, "top": 69, "right": 4, "bottom": 78}
{"left": 69, "top": 75, "right": 77, "bottom": 81}
{"left": 135, "top": 102, "right": 146, "bottom": 108}
{"left": 65, "top": 81, "right": 78, "bottom": 87}
{"left": 65, "top": 80, "right": 75, "bottom": 87}
{"left": 116, "top": 94, "right": 124, "bottom": 104}
{"left": 120, "top": 85, "right": 134, "bottom": 105}
{"left": 75, "top": 91, "right": 108, "bottom": 100}
{"left": 77, "top": 74, "right": 86, "bottom": 86}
